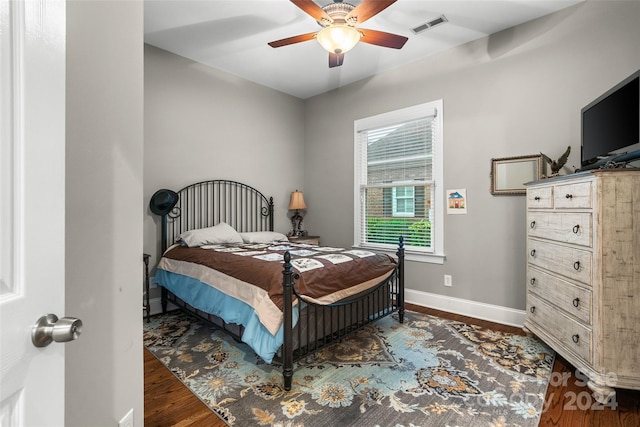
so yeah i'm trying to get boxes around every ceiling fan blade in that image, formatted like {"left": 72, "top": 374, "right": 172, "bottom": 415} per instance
{"left": 346, "top": 0, "right": 397, "bottom": 24}
{"left": 329, "top": 52, "right": 344, "bottom": 68}
{"left": 268, "top": 31, "right": 317, "bottom": 48}
{"left": 358, "top": 28, "right": 408, "bottom": 49}
{"left": 291, "top": 0, "right": 332, "bottom": 23}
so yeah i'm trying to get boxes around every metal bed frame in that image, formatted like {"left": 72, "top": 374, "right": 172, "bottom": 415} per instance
{"left": 156, "top": 179, "right": 405, "bottom": 390}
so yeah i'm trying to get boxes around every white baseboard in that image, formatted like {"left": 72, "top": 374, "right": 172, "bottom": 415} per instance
{"left": 404, "top": 288, "right": 526, "bottom": 328}
{"left": 150, "top": 290, "right": 526, "bottom": 328}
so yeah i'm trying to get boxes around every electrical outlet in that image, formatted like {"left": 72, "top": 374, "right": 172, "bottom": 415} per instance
{"left": 444, "top": 274, "right": 452, "bottom": 287}
{"left": 118, "top": 409, "right": 133, "bottom": 427}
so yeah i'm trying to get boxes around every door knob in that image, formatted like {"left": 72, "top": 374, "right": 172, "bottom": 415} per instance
{"left": 32, "top": 314, "right": 83, "bottom": 347}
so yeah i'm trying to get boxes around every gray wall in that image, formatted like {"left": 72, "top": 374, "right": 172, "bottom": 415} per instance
{"left": 66, "top": 1, "right": 144, "bottom": 426}
{"left": 144, "top": 44, "right": 305, "bottom": 268}
{"left": 143, "top": 1, "right": 640, "bottom": 314}
{"left": 303, "top": 1, "right": 640, "bottom": 310}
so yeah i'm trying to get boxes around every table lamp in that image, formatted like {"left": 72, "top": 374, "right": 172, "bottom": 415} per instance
{"left": 288, "top": 190, "right": 307, "bottom": 236}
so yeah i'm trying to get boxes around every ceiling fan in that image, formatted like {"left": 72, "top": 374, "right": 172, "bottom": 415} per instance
{"left": 268, "top": 0, "right": 408, "bottom": 68}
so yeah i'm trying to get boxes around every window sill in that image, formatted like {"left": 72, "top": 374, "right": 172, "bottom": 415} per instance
{"left": 355, "top": 244, "right": 445, "bottom": 264}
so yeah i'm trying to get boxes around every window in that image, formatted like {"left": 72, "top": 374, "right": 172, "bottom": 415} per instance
{"left": 354, "top": 100, "right": 444, "bottom": 263}
{"left": 392, "top": 186, "right": 415, "bottom": 217}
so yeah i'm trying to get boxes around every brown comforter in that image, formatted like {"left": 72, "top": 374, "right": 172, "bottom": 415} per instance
{"left": 164, "top": 244, "right": 396, "bottom": 309}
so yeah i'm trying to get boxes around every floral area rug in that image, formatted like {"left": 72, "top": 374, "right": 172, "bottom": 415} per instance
{"left": 144, "top": 310, "right": 554, "bottom": 427}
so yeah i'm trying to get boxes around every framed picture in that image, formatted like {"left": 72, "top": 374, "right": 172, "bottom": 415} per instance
{"left": 490, "top": 154, "right": 543, "bottom": 195}
{"left": 447, "top": 189, "right": 467, "bottom": 214}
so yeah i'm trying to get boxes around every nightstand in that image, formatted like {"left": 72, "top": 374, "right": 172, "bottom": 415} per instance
{"left": 288, "top": 235, "right": 320, "bottom": 245}
{"left": 143, "top": 253, "right": 150, "bottom": 323}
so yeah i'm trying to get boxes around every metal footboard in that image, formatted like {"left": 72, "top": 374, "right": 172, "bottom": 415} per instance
{"left": 280, "top": 238, "right": 405, "bottom": 390}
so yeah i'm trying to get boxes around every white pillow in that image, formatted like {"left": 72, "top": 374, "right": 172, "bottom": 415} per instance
{"left": 239, "top": 231, "right": 289, "bottom": 244}
{"left": 178, "top": 222, "right": 243, "bottom": 247}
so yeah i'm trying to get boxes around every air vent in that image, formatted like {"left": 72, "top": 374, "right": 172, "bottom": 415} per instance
{"left": 411, "top": 15, "right": 448, "bottom": 34}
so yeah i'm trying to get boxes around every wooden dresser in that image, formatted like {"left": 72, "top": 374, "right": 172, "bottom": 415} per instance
{"left": 524, "top": 169, "right": 640, "bottom": 403}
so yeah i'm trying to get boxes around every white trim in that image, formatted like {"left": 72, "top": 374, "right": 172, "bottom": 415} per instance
{"left": 431, "top": 100, "right": 444, "bottom": 258}
{"left": 405, "top": 288, "right": 526, "bottom": 328}
{"left": 354, "top": 103, "right": 439, "bottom": 128}
{"left": 355, "top": 245, "right": 445, "bottom": 264}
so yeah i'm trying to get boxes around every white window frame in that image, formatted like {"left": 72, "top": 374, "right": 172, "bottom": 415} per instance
{"left": 353, "top": 100, "right": 444, "bottom": 264}
{"left": 392, "top": 186, "right": 415, "bottom": 217}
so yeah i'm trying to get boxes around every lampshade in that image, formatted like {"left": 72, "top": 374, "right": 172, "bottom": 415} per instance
{"left": 288, "top": 191, "right": 307, "bottom": 210}
{"left": 316, "top": 24, "right": 361, "bottom": 54}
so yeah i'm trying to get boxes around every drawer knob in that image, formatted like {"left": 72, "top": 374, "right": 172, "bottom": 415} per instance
{"left": 573, "top": 261, "right": 581, "bottom": 271}
{"left": 566, "top": 194, "right": 573, "bottom": 199}
{"left": 530, "top": 306, "right": 536, "bottom": 313}
{"left": 572, "top": 334, "right": 580, "bottom": 344}
{"left": 530, "top": 249, "right": 536, "bottom": 257}
{"left": 530, "top": 221, "right": 536, "bottom": 229}
{"left": 530, "top": 277, "right": 536, "bottom": 286}
{"left": 572, "top": 224, "right": 580, "bottom": 234}
{"left": 534, "top": 196, "right": 541, "bottom": 201}
{"left": 573, "top": 297, "right": 580, "bottom": 308}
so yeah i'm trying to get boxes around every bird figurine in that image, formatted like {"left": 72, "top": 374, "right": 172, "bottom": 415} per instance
{"left": 541, "top": 146, "right": 571, "bottom": 176}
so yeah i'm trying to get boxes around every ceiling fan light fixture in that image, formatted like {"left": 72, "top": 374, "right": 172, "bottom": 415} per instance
{"left": 316, "top": 24, "right": 361, "bottom": 54}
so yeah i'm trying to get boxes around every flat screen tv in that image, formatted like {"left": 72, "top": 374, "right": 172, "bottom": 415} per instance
{"left": 581, "top": 70, "right": 640, "bottom": 168}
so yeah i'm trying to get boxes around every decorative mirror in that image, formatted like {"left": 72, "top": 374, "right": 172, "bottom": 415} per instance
{"left": 490, "top": 155, "right": 543, "bottom": 195}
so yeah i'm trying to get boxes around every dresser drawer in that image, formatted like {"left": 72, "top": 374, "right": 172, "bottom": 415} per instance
{"left": 527, "top": 212, "right": 592, "bottom": 247}
{"left": 527, "top": 186, "right": 553, "bottom": 208}
{"left": 527, "top": 239, "right": 592, "bottom": 285}
{"left": 553, "top": 181, "right": 592, "bottom": 209}
{"left": 527, "top": 293, "right": 592, "bottom": 363}
{"left": 527, "top": 266, "right": 592, "bottom": 324}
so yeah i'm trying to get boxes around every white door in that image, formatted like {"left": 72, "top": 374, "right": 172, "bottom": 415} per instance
{"left": 0, "top": 0, "right": 68, "bottom": 425}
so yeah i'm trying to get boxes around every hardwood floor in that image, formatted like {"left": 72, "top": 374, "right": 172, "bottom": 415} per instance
{"left": 144, "top": 303, "right": 640, "bottom": 426}
{"left": 145, "top": 348, "right": 225, "bottom": 427}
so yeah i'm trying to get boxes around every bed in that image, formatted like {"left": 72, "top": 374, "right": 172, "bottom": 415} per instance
{"left": 151, "top": 179, "right": 405, "bottom": 390}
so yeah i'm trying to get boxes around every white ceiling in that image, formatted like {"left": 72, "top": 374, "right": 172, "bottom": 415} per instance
{"left": 144, "top": 0, "right": 582, "bottom": 99}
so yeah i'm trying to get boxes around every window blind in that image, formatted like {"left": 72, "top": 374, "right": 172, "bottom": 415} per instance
{"left": 356, "top": 113, "right": 436, "bottom": 251}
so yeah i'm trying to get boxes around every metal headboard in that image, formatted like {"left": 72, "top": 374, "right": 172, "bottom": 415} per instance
{"left": 161, "top": 180, "right": 274, "bottom": 251}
